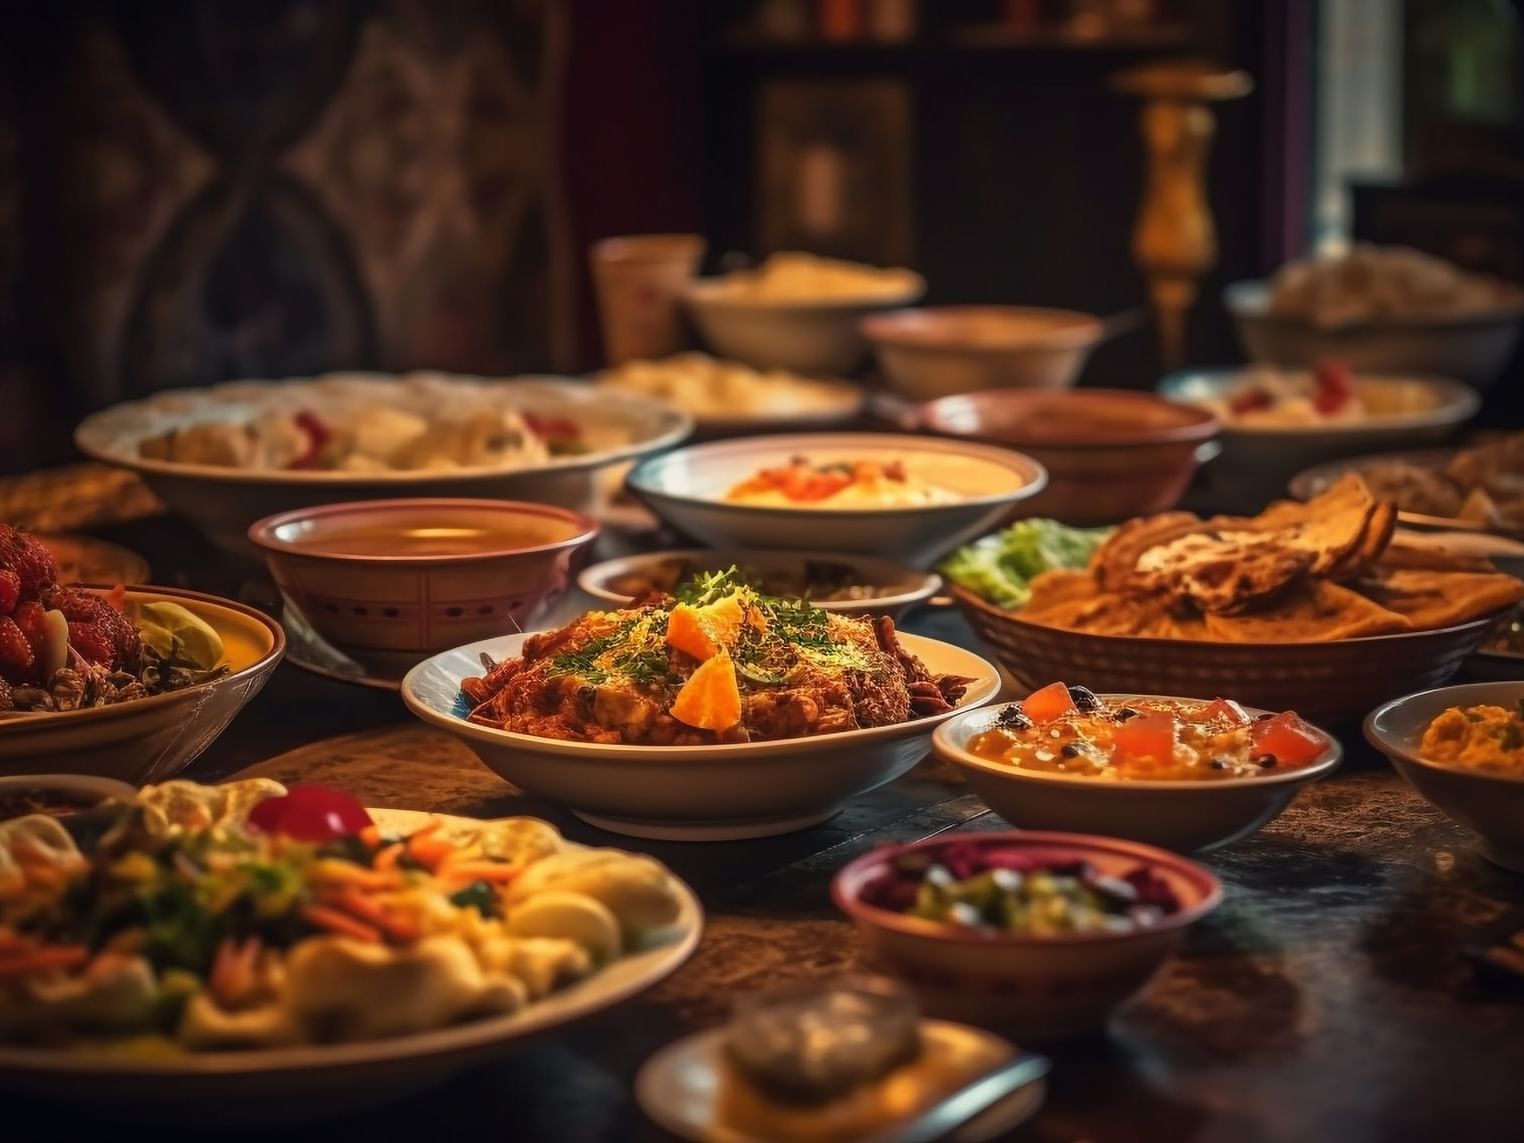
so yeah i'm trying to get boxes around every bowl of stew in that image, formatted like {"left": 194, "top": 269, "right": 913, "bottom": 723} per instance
{"left": 0, "top": 773, "right": 137, "bottom": 822}
{"left": 578, "top": 549, "right": 942, "bottom": 619}
{"left": 932, "top": 684, "right": 1341, "bottom": 852}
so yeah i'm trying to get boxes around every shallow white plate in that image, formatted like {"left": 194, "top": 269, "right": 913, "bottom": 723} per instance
{"left": 636, "top": 1021, "right": 1043, "bottom": 1143}
{"left": 0, "top": 809, "right": 703, "bottom": 1118}
{"left": 625, "top": 433, "right": 1047, "bottom": 568}
{"left": 403, "top": 630, "right": 1002, "bottom": 840}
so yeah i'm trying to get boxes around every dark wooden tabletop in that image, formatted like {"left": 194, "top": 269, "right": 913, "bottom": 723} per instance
{"left": 10, "top": 506, "right": 1524, "bottom": 1143}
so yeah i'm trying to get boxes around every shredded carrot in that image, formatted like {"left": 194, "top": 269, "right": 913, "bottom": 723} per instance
{"left": 405, "top": 834, "right": 456, "bottom": 872}
{"left": 208, "top": 936, "right": 261, "bottom": 1006}
{"left": 357, "top": 824, "right": 382, "bottom": 848}
{"left": 308, "top": 861, "right": 400, "bottom": 892}
{"left": 328, "top": 891, "right": 421, "bottom": 945}
{"left": 299, "top": 903, "right": 382, "bottom": 944}
{"left": 373, "top": 843, "right": 404, "bottom": 873}
{"left": 439, "top": 861, "right": 521, "bottom": 884}
{"left": 0, "top": 945, "right": 89, "bottom": 979}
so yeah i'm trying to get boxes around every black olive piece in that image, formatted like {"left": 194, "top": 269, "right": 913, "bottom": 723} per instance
{"left": 1066, "top": 685, "right": 1101, "bottom": 712}
{"left": 1114, "top": 707, "right": 1140, "bottom": 722}
{"left": 1060, "top": 742, "right": 1084, "bottom": 758}
{"left": 1255, "top": 753, "right": 1278, "bottom": 768}
{"left": 996, "top": 705, "right": 1034, "bottom": 731}
{"left": 1209, "top": 758, "right": 1228, "bottom": 770}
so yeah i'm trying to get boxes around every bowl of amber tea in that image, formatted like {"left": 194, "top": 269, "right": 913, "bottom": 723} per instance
{"left": 248, "top": 499, "right": 599, "bottom": 673}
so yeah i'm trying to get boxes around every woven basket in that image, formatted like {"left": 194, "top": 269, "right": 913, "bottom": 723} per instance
{"left": 952, "top": 586, "right": 1502, "bottom": 726}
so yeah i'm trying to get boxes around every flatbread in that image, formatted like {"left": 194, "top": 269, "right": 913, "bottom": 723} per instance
{"left": 1023, "top": 569, "right": 1102, "bottom": 612}
{"left": 1092, "top": 512, "right": 1204, "bottom": 592}
{"left": 1327, "top": 500, "right": 1397, "bottom": 580}
{"left": 1372, "top": 537, "right": 1497, "bottom": 574}
{"left": 1021, "top": 591, "right": 1171, "bottom": 636}
{"left": 1353, "top": 568, "right": 1524, "bottom": 630}
{"left": 1202, "top": 581, "right": 1412, "bottom": 643}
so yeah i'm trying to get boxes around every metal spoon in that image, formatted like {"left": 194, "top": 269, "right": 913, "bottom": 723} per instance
{"left": 859, "top": 1051, "right": 1051, "bottom": 1143}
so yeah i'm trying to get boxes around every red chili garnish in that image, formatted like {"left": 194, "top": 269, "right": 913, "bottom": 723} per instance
{"left": 1313, "top": 359, "right": 1355, "bottom": 415}
{"left": 1229, "top": 389, "right": 1274, "bottom": 416}
{"left": 521, "top": 410, "right": 581, "bottom": 441}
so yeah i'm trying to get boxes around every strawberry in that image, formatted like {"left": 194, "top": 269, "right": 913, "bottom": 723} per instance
{"left": 0, "top": 526, "right": 57, "bottom": 599}
{"left": 68, "top": 621, "right": 116, "bottom": 667}
{"left": 0, "top": 568, "right": 18, "bottom": 615}
{"left": 0, "top": 615, "right": 35, "bottom": 682}
{"left": 11, "top": 600, "right": 47, "bottom": 658}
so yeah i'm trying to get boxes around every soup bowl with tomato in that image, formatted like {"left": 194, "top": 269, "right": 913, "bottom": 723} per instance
{"left": 933, "top": 683, "right": 1341, "bottom": 852}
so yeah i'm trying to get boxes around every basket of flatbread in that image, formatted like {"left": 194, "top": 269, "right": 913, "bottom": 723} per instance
{"left": 953, "top": 474, "right": 1524, "bottom": 723}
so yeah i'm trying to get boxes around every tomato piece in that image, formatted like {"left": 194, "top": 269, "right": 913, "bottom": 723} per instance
{"left": 1113, "top": 711, "right": 1177, "bottom": 763}
{"left": 1250, "top": 712, "right": 1327, "bottom": 767}
{"left": 1229, "top": 388, "right": 1274, "bottom": 416}
{"left": 1313, "top": 359, "right": 1355, "bottom": 414}
{"left": 1021, "top": 681, "right": 1076, "bottom": 724}
{"left": 1200, "top": 697, "right": 1250, "bottom": 727}
{"left": 248, "top": 785, "right": 374, "bottom": 842}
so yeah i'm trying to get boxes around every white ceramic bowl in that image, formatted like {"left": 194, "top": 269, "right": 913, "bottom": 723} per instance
{"left": 832, "top": 831, "right": 1221, "bottom": 1039}
{"left": 624, "top": 433, "right": 1047, "bottom": 568}
{"left": 933, "top": 697, "right": 1342, "bottom": 852}
{"left": 0, "top": 586, "right": 284, "bottom": 784}
{"left": 1225, "top": 279, "right": 1524, "bottom": 389}
{"left": 862, "top": 306, "right": 1105, "bottom": 401}
{"left": 684, "top": 273, "right": 925, "bottom": 375}
{"left": 577, "top": 548, "right": 942, "bottom": 619}
{"left": 402, "top": 630, "right": 1001, "bottom": 841}
{"left": 75, "top": 373, "right": 692, "bottom": 555}
{"left": 1365, "top": 680, "right": 1524, "bottom": 872}
{"left": 1158, "top": 367, "right": 1479, "bottom": 506}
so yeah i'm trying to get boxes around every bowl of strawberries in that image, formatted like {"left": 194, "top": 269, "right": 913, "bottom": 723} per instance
{"left": 0, "top": 524, "right": 285, "bottom": 782}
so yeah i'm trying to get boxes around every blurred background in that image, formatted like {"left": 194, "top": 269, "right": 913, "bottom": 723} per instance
{"left": 1, "top": 0, "right": 1520, "bottom": 474}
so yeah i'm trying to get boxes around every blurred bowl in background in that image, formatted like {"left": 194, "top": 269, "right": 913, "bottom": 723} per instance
{"left": 862, "top": 306, "right": 1105, "bottom": 402}
{"left": 915, "top": 388, "right": 1217, "bottom": 526}
{"left": 249, "top": 499, "right": 598, "bottom": 677}
{"left": 1159, "top": 367, "right": 1478, "bottom": 509}
{"left": 1225, "top": 279, "right": 1524, "bottom": 389}
{"left": 578, "top": 548, "right": 942, "bottom": 619}
{"left": 684, "top": 272, "right": 925, "bottom": 375}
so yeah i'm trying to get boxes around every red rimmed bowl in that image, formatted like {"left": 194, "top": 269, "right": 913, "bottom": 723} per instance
{"left": 953, "top": 585, "right": 1506, "bottom": 726}
{"left": 832, "top": 831, "right": 1221, "bottom": 1039}
{"left": 934, "top": 697, "right": 1342, "bottom": 852}
{"left": 248, "top": 499, "right": 598, "bottom": 677}
{"left": 0, "top": 586, "right": 284, "bottom": 784}
{"left": 915, "top": 389, "right": 1219, "bottom": 526}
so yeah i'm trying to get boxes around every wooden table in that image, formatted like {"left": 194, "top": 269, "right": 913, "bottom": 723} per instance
{"left": 9, "top": 501, "right": 1524, "bottom": 1142}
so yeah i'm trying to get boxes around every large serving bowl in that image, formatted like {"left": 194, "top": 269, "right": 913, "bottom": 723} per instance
{"left": 862, "top": 306, "right": 1106, "bottom": 401}
{"left": 75, "top": 374, "right": 692, "bottom": 555}
{"left": 0, "top": 807, "right": 703, "bottom": 1118}
{"left": 0, "top": 586, "right": 284, "bottom": 783}
{"left": 1366, "top": 680, "right": 1524, "bottom": 872}
{"left": 577, "top": 547, "right": 941, "bottom": 619}
{"left": 832, "top": 831, "right": 1220, "bottom": 1039}
{"left": 934, "top": 698, "right": 1342, "bottom": 852}
{"left": 914, "top": 389, "right": 1218, "bottom": 526}
{"left": 953, "top": 585, "right": 1505, "bottom": 727}
{"left": 625, "top": 433, "right": 1047, "bottom": 568}
{"left": 402, "top": 631, "right": 1001, "bottom": 841}
{"left": 1225, "top": 279, "right": 1524, "bottom": 389}
{"left": 1159, "top": 367, "right": 1478, "bottom": 506}
{"left": 684, "top": 272, "right": 925, "bottom": 375}
{"left": 248, "top": 499, "right": 599, "bottom": 678}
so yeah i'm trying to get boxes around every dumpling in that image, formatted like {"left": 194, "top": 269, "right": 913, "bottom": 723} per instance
{"left": 137, "top": 778, "right": 286, "bottom": 835}
{"left": 506, "top": 850, "right": 681, "bottom": 938}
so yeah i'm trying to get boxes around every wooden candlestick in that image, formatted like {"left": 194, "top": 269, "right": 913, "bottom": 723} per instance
{"left": 1113, "top": 62, "right": 1252, "bottom": 370}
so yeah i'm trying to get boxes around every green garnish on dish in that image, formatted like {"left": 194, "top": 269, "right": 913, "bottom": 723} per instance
{"left": 939, "top": 519, "right": 1112, "bottom": 610}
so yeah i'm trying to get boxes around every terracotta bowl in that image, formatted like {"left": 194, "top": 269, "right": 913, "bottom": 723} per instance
{"left": 248, "top": 499, "right": 598, "bottom": 676}
{"left": 832, "top": 831, "right": 1220, "bottom": 1039}
{"left": 934, "top": 698, "right": 1342, "bottom": 852}
{"left": 0, "top": 586, "right": 284, "bottom": 784}
{"left": 862, "top": 307, "right": 1105, "bottom": 402}
{"left": 953, "top": 585, "right": 1505, "bottom": 727}
{"left": 1366, "top": 680, "right": 1524, "bottom": 872}
{"left": 914, "top": 389, "right": 1219, "bottom": 526}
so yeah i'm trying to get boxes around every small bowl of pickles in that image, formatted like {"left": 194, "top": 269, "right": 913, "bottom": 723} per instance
{"left": 832, "top": 830, "right": 1220, "bottom": 1039}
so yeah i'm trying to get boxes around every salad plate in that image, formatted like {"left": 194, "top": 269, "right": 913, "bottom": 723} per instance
{"left": 0, "top": 805, "right": 703, "bottom": 1118}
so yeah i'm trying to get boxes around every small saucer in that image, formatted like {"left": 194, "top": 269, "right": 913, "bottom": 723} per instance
{"left": 636, "top": 1020, "right": 1044, "bottom": 1143}
{"left": 280, "top": 604, "right": 408, "bottom": 691}
{"left": 38, "top": 533, "right": 151, "bottom": 586}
